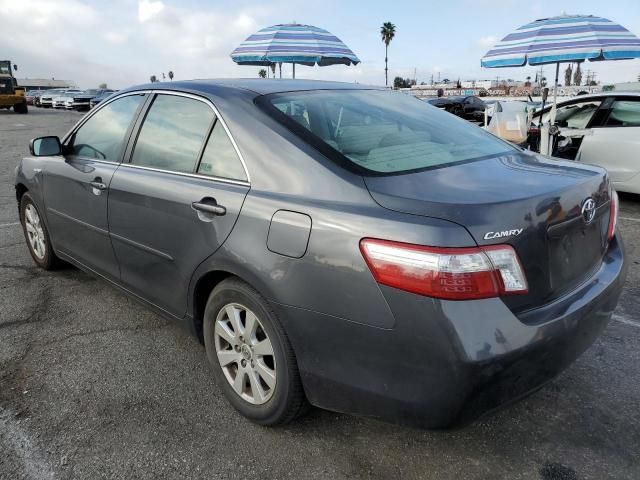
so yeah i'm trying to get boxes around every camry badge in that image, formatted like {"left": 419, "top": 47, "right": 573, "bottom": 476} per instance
{"left": 581, "top": 197, "right": 596, "bottom": 224}
{"left": 483, "top": 228, "right": 524, "bottom": 240}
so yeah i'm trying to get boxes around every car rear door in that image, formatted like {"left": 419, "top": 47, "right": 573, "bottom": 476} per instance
{"left": 42, "top": 92, "right": 146, "bottom": 279}
{"left": 107, "top": 92, "right": 250, "bottom": 317}
{"left": 577, "top": 96, "right": 640, "bottom": 182}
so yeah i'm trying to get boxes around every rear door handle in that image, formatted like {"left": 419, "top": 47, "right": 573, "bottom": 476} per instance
{"left": 192, "top": 200, "right": 226, "bottom": 216}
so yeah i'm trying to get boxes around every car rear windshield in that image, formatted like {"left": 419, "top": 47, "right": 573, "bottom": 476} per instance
{"left": 262, "top": 89, "right": 513, "bottom": 174}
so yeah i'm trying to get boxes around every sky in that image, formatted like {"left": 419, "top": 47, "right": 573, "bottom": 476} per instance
{"left": 2, "top": 0, "right": 640, "bottom": 89}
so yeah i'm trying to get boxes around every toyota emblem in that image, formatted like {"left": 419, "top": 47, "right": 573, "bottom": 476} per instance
{"left": 581, "top": 197, "right": 596, "bottom": 224}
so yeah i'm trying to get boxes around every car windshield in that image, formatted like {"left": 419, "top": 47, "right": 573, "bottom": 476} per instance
{"left": 264, "top": 89, "right": 513, "bottom": 174}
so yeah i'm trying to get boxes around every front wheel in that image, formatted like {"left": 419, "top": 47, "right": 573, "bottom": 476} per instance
{"left": 20, "top": 193, "right": 62, "bottom": 269}
{"left": 203, "top": 278, "right": 308, "bottom": 426}
{"left": 14, "top": 102, "right": 28, "bottom": 114}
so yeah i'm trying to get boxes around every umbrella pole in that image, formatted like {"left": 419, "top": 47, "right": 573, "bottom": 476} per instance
{"left": 293, "top": 62, "right": 296, "bottom": 79}
{"left": 545, "top": 62, "right": 560, "bottom": 155}
{"left": 553, "top": 62, "right": 559, "bottom": 109}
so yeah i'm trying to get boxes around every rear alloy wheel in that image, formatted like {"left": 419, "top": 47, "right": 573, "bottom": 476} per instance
{"left": 214, "top": 303, "right": 277, "bottom": 405}
{"left": 203, "top": 278, "right": 307, "bottom": 425}
{"left": 20, "top": 194, "right": 62, "bottom": 270}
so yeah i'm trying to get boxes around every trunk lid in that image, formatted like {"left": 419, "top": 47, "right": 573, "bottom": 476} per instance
{"left": 364, "top": 151, "right": 611, "bottom": 312}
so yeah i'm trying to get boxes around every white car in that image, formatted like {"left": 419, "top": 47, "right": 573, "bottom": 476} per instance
{"left": 43, "top": 89, "right": 82, "bottom": 109}
{"left": 530, "top": 92, "right": 640, "bottom": 194}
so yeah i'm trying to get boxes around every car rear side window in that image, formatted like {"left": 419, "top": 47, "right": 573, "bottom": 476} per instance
{"left": 197, "top": 122, "right": 247, "bottom": 181}
{"left": 605, "top": 100, "right": 640, "bottom": 127}
{"left": 263, "top": 90, "right": 513, "bottom": 174}
{"left": 69, "top": 94, "right": 143, "bottom": 162}
{"left": 131, "top": 94, "right": 214, "bottom": 173}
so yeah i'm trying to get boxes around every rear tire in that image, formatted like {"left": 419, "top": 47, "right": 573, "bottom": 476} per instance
{"left": 20, "top": 193, "right": 62, "bottom": 270}
{"left": 203, "top": 278, "right": 308, "bottom": 426}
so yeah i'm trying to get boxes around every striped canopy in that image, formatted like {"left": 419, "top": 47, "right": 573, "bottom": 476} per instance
{"left": 481, "top": 15, "right": 640, "bottom": 68}
{"left": 230, "top": 23, "right": 360, "bottom": 67}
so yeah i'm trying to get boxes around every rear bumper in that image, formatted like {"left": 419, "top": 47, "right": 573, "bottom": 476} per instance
{"left": 274, "top": 235, "right": 626, "bottom": 428}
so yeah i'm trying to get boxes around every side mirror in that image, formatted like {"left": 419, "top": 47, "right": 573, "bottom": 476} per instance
{"left": 30, "top": 136, "right": 62, "bottom": 156}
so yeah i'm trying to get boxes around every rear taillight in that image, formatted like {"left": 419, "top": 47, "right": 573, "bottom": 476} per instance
{"left": 607, "top": 190, "right": 619, "bottom": 242}
{"left": 360, "top": 239, "right": 528, "bottom": 300}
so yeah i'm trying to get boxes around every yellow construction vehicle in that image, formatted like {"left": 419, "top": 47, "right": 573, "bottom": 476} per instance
{"left": 0, "top": 60, "right": 28, "bottom": 114}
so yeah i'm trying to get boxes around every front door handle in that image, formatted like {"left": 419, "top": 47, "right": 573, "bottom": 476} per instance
{"left": 89, "top": 180, "right": 107, "bottom": 190}
{"left": 192, "top": 199, "right": 226, "bottom": 216}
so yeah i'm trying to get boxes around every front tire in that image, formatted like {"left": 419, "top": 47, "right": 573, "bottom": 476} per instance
{"left": 203, "top": 278, "right": 307, "bottom": 426}
{"left": 14, "top": 102, "right": 28, "bottom": 114}
{"left": 20, "top": 193, "right": 62, "bottom": 270}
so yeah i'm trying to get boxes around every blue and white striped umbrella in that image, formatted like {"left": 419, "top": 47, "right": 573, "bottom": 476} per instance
{"left": 231, "top": 23, "right": 360, "bottom": 68}
{"left": 481, "top": 15, "right": 640, "bottom": 68}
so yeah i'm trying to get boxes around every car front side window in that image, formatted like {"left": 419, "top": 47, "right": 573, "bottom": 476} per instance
{"left": 131, "top": 94, "right": 214, "bottom": 173}
{"left": 69, "top": 94, "right": 144, "bottom": 162}
{"left": 542, "top": 100, "right": 602, "bottom": 129}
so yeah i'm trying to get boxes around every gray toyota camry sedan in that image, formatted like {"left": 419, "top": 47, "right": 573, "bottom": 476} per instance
{"left": 15, "top": 80, "right": 626, "bottom": 428}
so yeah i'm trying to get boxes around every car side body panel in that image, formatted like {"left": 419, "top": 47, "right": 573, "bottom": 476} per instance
{"left": 108, "top": 166, "right": 249, "bottom": 317}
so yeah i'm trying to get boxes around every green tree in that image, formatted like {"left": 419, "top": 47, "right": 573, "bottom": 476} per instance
{"left": 258, "top": 68, "right": 267, "bottom": 79}
{"left": 393, "top": 77, "right": 414, "bottom": 89}
{"left": 573, "top": 62, "right": 582, "bottom": 86}
{"left": 150, "top": 75, "right": 157, "bottom": 83}
{"left": 98, "top": 83, "right": 108, "bottom": 89}
{"left": 168, "top": 71, "right": 174, "bottom": 81}
{"left": 380, "top": 22, "right": 396, "bottom": 87}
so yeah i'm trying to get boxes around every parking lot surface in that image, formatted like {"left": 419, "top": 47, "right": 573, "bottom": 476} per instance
{"left": 1, "top": 108, "right": 639, "bottom": 480}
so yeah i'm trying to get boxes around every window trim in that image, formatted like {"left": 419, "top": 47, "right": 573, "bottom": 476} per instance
{"left": 122, "top": 90, "right": 251, "bottom": 185}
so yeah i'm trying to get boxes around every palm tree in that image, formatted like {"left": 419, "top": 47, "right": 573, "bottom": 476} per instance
{"left": 168, "top": 71, "right": 174, "bottom": 81}
{"left": 380, "top": 22, "right": 396, "bottom": 87}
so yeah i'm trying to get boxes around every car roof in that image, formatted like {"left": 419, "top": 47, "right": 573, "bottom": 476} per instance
{"left": 124, "top": 78, "right": 382, "bottom": 96}
{"left": 562, "top": 91, "right": 640, "bottom": 100}
{"left": 531, "top": 90, "right": 640, "bottom": 116}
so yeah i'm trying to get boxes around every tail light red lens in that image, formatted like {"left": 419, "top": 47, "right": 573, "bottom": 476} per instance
{"left": 607, "top": 190, "right": 619, "bottom": 242}
{"left": 360, "top": 239, "right": 528, "bottom": 300}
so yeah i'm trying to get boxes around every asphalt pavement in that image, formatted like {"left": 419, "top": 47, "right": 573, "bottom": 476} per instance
{"left": 1, "top": 107, "right": 639, "bottom": 480}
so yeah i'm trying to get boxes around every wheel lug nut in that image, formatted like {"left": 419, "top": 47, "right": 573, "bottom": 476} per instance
{"left": 241, "top": 359, "right": 247, "bottom": 367}
{"left": 234, "top": 345, "right": 240, "bottom": 352}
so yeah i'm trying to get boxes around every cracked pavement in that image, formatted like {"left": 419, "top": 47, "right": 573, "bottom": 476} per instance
{"left": 1, "top": 108, "right": 640, "bottom": 480}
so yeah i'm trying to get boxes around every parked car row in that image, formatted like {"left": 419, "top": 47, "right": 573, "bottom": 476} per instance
{"left": 29, "top": 88, "right": 116, "bottom": 111}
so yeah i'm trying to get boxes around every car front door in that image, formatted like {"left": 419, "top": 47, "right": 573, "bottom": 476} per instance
{"left": 42, "top": 92, "right": 146, "bottom": 279}
{"left": 107, "top": 92, "right": 250, "bottom": 317}
{"left": 577, "top": 97, "right": 640, "bottom": 182}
